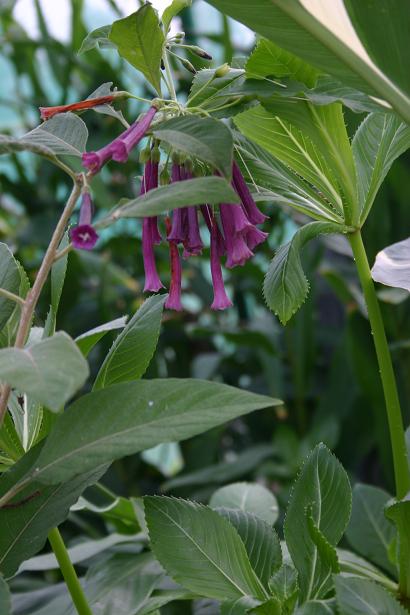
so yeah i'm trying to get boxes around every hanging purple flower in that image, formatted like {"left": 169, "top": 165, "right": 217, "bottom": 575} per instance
{"left": 232, "top": 160, "right": 267, "bottom": 225}
{"left": 82, "top": 106, "right": 157, "bottom": 174}
{"left": 168, "top": 164, "right": 188, "bottom": 244}
{"left": 165, "top": 217, "right": 183, "bottom": 311}
{"left": 220, "top": 203, "right": 254, "bottom": 268}
{"left": 71, "top": 192, "right": 99, "bottom": 250}
{"left": 210, "top": 215, "right": 232, "bottom": 311}
{"left": 141, "top": 159, "right": 164, "bottom": 293}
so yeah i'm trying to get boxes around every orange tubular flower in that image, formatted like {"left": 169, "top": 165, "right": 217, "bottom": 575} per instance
{"left": 39, "top": 95, "right": 116, "bottom": 120}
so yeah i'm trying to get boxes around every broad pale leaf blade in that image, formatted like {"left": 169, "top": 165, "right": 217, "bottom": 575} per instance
{"left": 210, "top": 483, "right": 278, "bottom": 525}
{"left": 334, "top": 575, "right": 407, "bottom": 615}
{"left": 24, "top": 380, "right": 279, "bottom": 484}
{"left": 216, "top": 508, "right": 282, "bottom": 589}
{"left": 345, "top": 484, "right": 396, "bottom": 576}
{"left": 109, "top": 4, "right": 164, "bottom": 95}
{"left": 145, "top": 496, "right": 266, "bottom": 601}
{"left": 294, "top": 600, "right": 336, "bottom": 615}
{"left": 353, "top": 113, "right": 410, "bottom": 223}
{"left": 221, "top": 597, "right": 261, "bottom": 614}
{"left": 284, "top": 443, "right": 351, "bottom": 601}
{"left": 0, "top": 243, "right": 21, "bottom": 330}
{"left": 93, "top": 295, "right": 165, "bottom": 390}
{"left": 337, "top": 549, "right": 397, "bottom": 591}
{"left": 86, "top": 82, "right": 127, "bottom": 125}
{"left": 115, "top": 177, "right": 239, "bottom": 218}
{"left": 234, "top": 106, "right": 343, "bottom": 212}
{"left": 263, "top": 222, "right": 342, "bottom": 325}
{"left": 22, "top": 113, "right": 88, "bottom": 157}
{"left": 78, "top": 25, "right": 115, "bottom": 54}
{"left": 269, "top": 565, "right": 298, "bottom": 612}
{"left": 152, "top": 116, "right": 233, "bottom": 179}
{"left": 75, "top": 316, "right": 128, "bottom": 357}
{"left": 0, "top": 332, "right": 89, "bottom": 411}
{"left": 162, "top": 0, "right": 192, "bottom": 32}
{"left": 371, "top": 237, "right": 410, "bottom": 292}
{"left": 0, "top": 135, "right": 56, "bottom": 161}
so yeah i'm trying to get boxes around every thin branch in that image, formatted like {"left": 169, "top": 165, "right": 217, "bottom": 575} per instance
{"left": 0, "top": 288, "right": 25, "bottom": 306}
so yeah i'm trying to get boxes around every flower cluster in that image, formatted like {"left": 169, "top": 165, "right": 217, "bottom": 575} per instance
{"left": 68, "top": 104, "right": 268, "bottom": 310}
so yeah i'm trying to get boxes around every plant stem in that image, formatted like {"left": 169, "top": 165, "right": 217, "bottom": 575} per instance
{"left": 48, "top": 527, "right": 93, "bottom": 615}
{"left": 0, "top": 179, "right": 82, "bottom": 426}
{"left": 162, "top": 50, "right": 177, "bottom": 101}
{"left": 349, "top": 229, "right": 410, "bottom": 499}
{"left": 0, "top": 288, "right": 25, "bottom": 305}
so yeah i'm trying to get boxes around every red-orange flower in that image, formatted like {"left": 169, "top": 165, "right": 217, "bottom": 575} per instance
{"left": 39, "top": 96, "right": 116, "bottom": 120}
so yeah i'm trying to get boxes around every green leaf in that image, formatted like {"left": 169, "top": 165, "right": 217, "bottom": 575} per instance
{"left": 337, "top": 549, "right": 398, "bottom": 592}
{"left": 352, "top": 113, "right": 410, "bottom": 224}
{"left": 246, "top": 37, "right": 319, "bottom": 87}
{"left": 115, "top": 177, "right": 239, "bottom": 218}
{"left": 0, "top": 465, "right": 106, "bottom": 577}
{"left": 346, "top": 484, "right": 396, "bottom": 577}
{"left": 86, "top": 82, "right": 127, "bottom": 125}
{"left": 210, "top": 482, "right": 278, "bottom": 525}
{"left": 234, "top": 106, "right": 343, "bottom": 214}
{"left": 13, "top": 380, "right": 278, "bottom": 487}
{"left": 78, "top": 24, "right": 115, "bottom": 54}
{"left": 109, "top": 5, "right": 164, "bottom": 95}
{"left": 294, "top": 600, "right": 336, "bottom": 615}
{"left": 221, "top": 597, "right": 261, "bottom": 615}
{"left": 162, "top": 0, "right": 192, "bottom": 33}
{"left": 216, "top": 508, "right": 282, "bottom": 589}
{"left": 268, "top": 564, "right": 298, "bottom": 612}
{"left": 0, "top": 412, "right": 25, "bottom": 461}
{"left": 138, "top": 589, "right": 195, "bottom": 615}
{"left": 334, "top": 575, "right": 407, "bottom": 615}
{"left": 22, "top": 113, "right": 88, "bottom": 157}
{"left": 0, "top": 576, "right": 11, "bottom": 615}
{"left": 0, "top": 332, "right": 89, "bottom": 411}
{"left": 284, "top": 443, "right": 351, "bottom": 601}
{"left": 145, "top": 496, "right": 266, "bottom": 601}
{"left": 305, "top": 506, "right": 340, "bottom": 597}
{"left": 75, "top": 316, "right": 128, "bottom": 357}
{"left": 152, "top": 116, "right": 233, "bottom": 179}
{"left": 93, "top": 295, "right": 165, "bottom": 390}
{"left": 385, "top": 497, "right": 410, "bottom": 597}
{"left": 0, "top": 135, "right": 56, "bottom": 162}
{"left": 8, "top": 392, "right": 42, "bottom": 453}
{"left": 263, "top": 222, "right": 342, "bottom": 325}
{"left": 187, "top": 67, "right": 245, "bottom": 110}
{"left": 0, "top": 243, "right": 20, "bottom": 330}
{"left": 250, "top": 598, "right": 281, "bottom": 615}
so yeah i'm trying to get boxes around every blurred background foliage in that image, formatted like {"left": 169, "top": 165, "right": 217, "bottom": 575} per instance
{"left": 1, "top": 0, "right": 410, "bottom": 574}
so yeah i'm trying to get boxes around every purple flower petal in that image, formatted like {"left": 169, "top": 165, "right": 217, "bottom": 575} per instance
{"left": 71, "top": 224, "right": 99, "bottom": 250}
{"left": 232, "top": 161, "right": 267, "bottom": 225}
{"left": 210, "top": 219, "right": 232, "bottom": 310}
{"left": 142, "top": 218, "right": 164, "bottom": 292}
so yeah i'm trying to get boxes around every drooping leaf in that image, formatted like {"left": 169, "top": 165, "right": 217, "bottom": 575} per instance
{"left": 78, "top": 24, "right": 115, "bottom": 54}
{"left": 371, "top": 237, "right": 410, "bottom": 292}
{"left": 75, "top": 316, "right": 128, "bottom": 357}
{"left": 0, "top": 243, "right": 21, "bottom": 330}
{"left": 216, "top": 508, "right": 282, "bottom": 589}
{"left": 109, "top": 4, "right": 164, "bottom": 95}
{"left": 86, "top": 82, "right": 127, "bottom": 125}
{"left": 284, "top": 443, "right": 351, "bottom": 601}
{"left": 210, "top": 483, "right": 278, "bottom": 525}
{"left": 115, "top": 177, "right": 239, "bottom": 218}
{"left": 9, "top": 380, "right": 278, "bottom": 487}
{"left": 346, "top": 484, "right": 396, "bottom": 576}
{"left": 246, "top": 37, "right": 319, "bottom": 87}
{"left": 352, "top": 113, "right": 410, "bottom": 224}
{"left": 0, "top": 332, "right": 89, "bottom": 411}
{"left": 152, "top": 116, "right": 233, "bottom": 179}
{"left": 334, "top": 575, "right": 407, "bottom": 615}
{"left": 162, "top": 0, "right": 192, "bottom": 32}
{"left": 263, "top": 222, "right": 343, "bottom": 325}
{"left": 21, "top": 113, "right": 88, "bottom": 157}
{"left": 93, "top": 295, "right": 165, "bottom": 390}
{"left": 145, "top": 496, "right": 267, "bottom": 601}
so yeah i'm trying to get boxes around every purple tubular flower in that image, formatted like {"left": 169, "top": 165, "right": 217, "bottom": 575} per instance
{"left": 82, "top": 106, "right": 157, "bottom": 173}
{"left": 141, "top": 159, "right": 163, "bottom": 292}
{"left": 232, "top": 161, "right": 267, "bottom": 225}
{"left": 210, "top": 218, "right": 232, "bottom": 311}
{"left": 168, "top": 165, "right": 189, "bottom": 244}
{"left": 183, "top": 207, "right": 203, "bottom": 258}
{"left": 165, "top": 218, "right": 183, "bottom": 311}
{"left": 71, "top": 192, "right": 99, "bottom": 250}
{"left": 201, "top": 205, "right": 226, "bottom": 257}
{"left": 220, "top": 203, "right": 254, "bottom": 268}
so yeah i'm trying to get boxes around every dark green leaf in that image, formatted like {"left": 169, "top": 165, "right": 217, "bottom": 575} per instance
{"left": 334, "top": 575, "right": 407, "bottom": 615}
{"left": 75, "top": 316, "right": 128, "bottom": 357}
{"left": 93, "top": 295, "right": 165, "bottom": 389}
{"left": 0, "top": 243, "right": 21, "bottom": 330}
{"left": 0, "top": 576, "right": 11, "bottom": 614}
{"left": 152, "top": 116, "right": 233, "bottom": 178}
{"left": 162, "top": 0, "right": 192, "bottom": 32}
{"left": 294, "top": 600, "right": 336, "bottom": 615}
{"left": 385, "top": 497, "right": 410, "bottom": 597}
{"left": 187, "top": 68, "right": 244, "bottom": 109}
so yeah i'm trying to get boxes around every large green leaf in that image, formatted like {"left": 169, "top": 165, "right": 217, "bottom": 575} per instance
{"left": 216, "top": 508, "right": 282, "bottom": 589}
{"left": 115, "top": 177, "right": 239, "bottom": 218}
{"left": 284, "top": 443, "right": 351, "bottom": 601}
{"left": 0, "top": 243, "right": 21, "bottom": 330}
{"left": 268, "top": 565, "right": 299, "bottom": 612}
{"left": 234, "top": 106, "right": 344, "bottom": 215}
{"left": 352, "top": 113, "right": 410, "bottom": 224}
{"left": 345, "top": 484, "right": 396, "bottom": 576}
{"left": 0, "top": 332, "right": 89, "bottom": 411}
{"left": 21, "top": 113, "right": 88, "bottom": 157}
{"left": 152, "top": 116, "right": 233, "bottom": 179}
{"left": 263, "top": 222, "right": 343, "bottom": 325}
{"left": 204, "top": 0, "right": 410, "bottom": 124}
{"left": 93, "top": 295, "right": 165, "bottom": 390}
{"left": 109, "top": 4, "right": 164, "bottom": 95}
{"left": 334, "top": 575, "right": 407, "bottom": 615}
{"left": 7, "top": 380, "right": 278, "bottom": 489}
{"left": 210, "top": 483, "right": 278, "bottom": 525}
{"left": 337, "top": 549, "right": 398, "bottom": 592}
{"left": 145, "top": 496, "right": 267, "bottom": 601}
{"left": 78, "top": 25, "right": 116, "bottom": 54}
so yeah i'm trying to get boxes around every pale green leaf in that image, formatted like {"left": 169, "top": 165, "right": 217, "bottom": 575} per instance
{"left": 152, "top": 116, "right": 233, "bottom": 178}
{"left": 385, "top": 497, "right": 410, "bottom": 597}
{"left": 22, "top": 113, "right": 88, "bottom": 157}
{"left": 210, "top": 482, "right": 278, "bottom": 525}
{"left": 115, "top": 177, "right": 239, "bottom": 218}
{"left": 162, "top": 0, "right": 192, "bottom": 32}
{"left": 263, "top": 222, "right": 342, "bottom": 324}
{"left": 0, "top": 332, "right": 89, "bottom": 411}
{"left": 187, "top": 68, "right": 245, "bottom": 109}
{"left": 78, "top": 25, "right": 115, "bottom": 54}
{"left": 93, "top": 295, "right": 165, "bottom": 389}
{"left": 145, "top": 496, "right": 266, "bottom": 601}
{"left": 109, "top": 4, "right": 164, "bottom": 94}
{"left": 0, "top": 243, "right": 20, "bottom": 330}
{"left": 371, "top": 237, "right": 410, "bottom": 293}
{"left": 75, "top": 316, "right": 128, "bottom": 357}
{"left": 268, "top": 564, "right": 298, "bottom": 612}
{"left": 294, "top": 600, "right": 336, "bottom": 615}
{"left": 334, "top": 575, "right": 407, "bottom": 615}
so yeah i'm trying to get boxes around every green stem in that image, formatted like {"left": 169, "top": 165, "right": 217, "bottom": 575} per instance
{"left": 48, "top": 527, "right": 93, "bottom": 615}
{"left": 162, "top": 50, "right": 177, "bottom": 101}
{"left": 349, "top": 230, "right": 410, "bottom": 499}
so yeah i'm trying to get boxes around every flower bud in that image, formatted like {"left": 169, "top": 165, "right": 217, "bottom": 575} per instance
{"left": 215, "top": 63, "right": 230, "bottom": 78}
